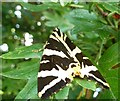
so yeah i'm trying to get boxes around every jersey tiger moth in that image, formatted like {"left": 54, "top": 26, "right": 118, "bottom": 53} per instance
{"left": 37, "top": 28, "right": 109, "bottom": 99}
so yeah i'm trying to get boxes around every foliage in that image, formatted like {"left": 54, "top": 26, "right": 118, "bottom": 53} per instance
{"left": 1, "top": 1, "right": 120, "bottom": 100}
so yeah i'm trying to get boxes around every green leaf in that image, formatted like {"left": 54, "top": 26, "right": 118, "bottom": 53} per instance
{"left": 43, "top": 11, "right": 63, "bottom": 27}
{"left": 15, "top": 76, "right": 39, "bottom": 100}
{"left": 68, "top": 9, "right": 103, "bottom": 33}
{"left": 69, "top": 9, "right": 97, "bottom": 21}
{"left": 1, "top": 44, "right": 43, "bottom": 59}
{"left": 55, "top": 85, "right": 70, "bottom": 99}
{"left": 1, "top": 59, "right": 39, "bottom": 79}
{"left": 96, "top": 26, "right": 110, "bottom": 41}
{"left": 75, "top": 78, "right": 96, "bottom": 91}
{"left": 1, "top": 59, "right": 39, "bottom": 80}
{"left": 2, "top": 77, "right": 26, "bottom": 96}
{"left": 102, "top": 2, "right": 120, "bottom": 13}
{"left": 99, "top": 42, "right": 120, "bottom": 70}
{"left": 98, "top": 90, "right": 115, "bottom": 99}
{"left": 43, "top": 11, "right": 74, "bottom": 30}
{"left": 20, "top": 2, "right": 63, "bottom": 12}
{"left": 68, "top": 80, "right": 83, "bottom": 99}
{"left": 98, "top": 42, "right": 120, "bottom": 99}
{"left": 71, "top": 22, "right": 102, "bottom": 33}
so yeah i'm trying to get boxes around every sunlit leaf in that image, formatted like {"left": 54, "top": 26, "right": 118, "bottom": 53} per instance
{"left": 75, "top": 79, "right": 96, "bottom": 91}
{"left": 1, "top": 44, "right": 43, "bottom": 59}
{"left": 19, "top": 2, "right": 63, "bottom": 12}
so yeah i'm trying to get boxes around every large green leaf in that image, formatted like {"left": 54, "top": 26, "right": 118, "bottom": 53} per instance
{"left": 75, "top": 78, "right": 96, "bottom": 91}
{"left": 1, "top": 44, "right": 43, "bottom": 59}
{"left": 15, "top": 76, "right": 39, "bottom": 100}
{"left": 99, "top": 42, "right": 120, "bottom": 71}
{"left": 98, "top": 42, "right": 120, "bottom": 99}
{"left": 1, "top": 59, "right": 39, "bottom": 80}
{"left": 68, "top": 9, "right": 104, "bottom": 33}
{"left": 55, "top": 85, "right": 70, "bottom": 99}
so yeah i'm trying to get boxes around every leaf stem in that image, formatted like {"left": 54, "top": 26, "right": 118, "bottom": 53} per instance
{"left": 95, "top": 40, "right": 105, "bottom": 63}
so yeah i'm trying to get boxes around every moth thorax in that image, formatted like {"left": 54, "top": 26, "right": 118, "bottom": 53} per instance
{"left": 69, "top": 62, "right": 80, "bottom": 77}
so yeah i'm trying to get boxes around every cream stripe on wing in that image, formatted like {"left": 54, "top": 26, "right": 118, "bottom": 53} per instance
{"left": 43, "top": 49, "right": 69, "bottom": 59}
{"left": 38, "top": 63, "right": 74, "bottom": 82}
{"left": 80, "top": 62, "right": 110, "bottom": 88}
{"left": 38, "top": 68, "right": 68, "bottom": 82}
{"left": 71, "top": 47, "right": 81, "bottom": 56}
{"left": 88, "top": 73, "right": 110, "bottom": 88}
{"left": 40, "top": 60, "right": 50, "bottom": 64}
{"left": 40, "top": 78, "right": 61, "bottom": 96}
{"left": 50, "top": 34, "right": 59, "bottom": 42}
{"left": 80, "top": 62, "right": 98, "bottom": 78}
{"left": 53, "top": 31, "right": 79, "bottom": 63}
{"left": 63, "top": 34, "right": 67, "bottom": 41}
{"left": 83, "top": 57, "right": 89, "bottom": 59}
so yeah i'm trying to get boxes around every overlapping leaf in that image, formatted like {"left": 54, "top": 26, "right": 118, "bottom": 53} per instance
{"left": 98, "top": 42, "right": 120, "bottom": 99}
{"left": 75, "top": 79, "right": 96, "bottom": 91}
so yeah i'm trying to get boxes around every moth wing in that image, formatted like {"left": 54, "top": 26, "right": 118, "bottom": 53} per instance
{"left": 38, "top": 28, "right": 77, "bottom": 98}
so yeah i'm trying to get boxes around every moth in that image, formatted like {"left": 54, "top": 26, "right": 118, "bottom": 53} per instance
{"left": 38, "top": 28, "right": 109, "bottom": 99}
